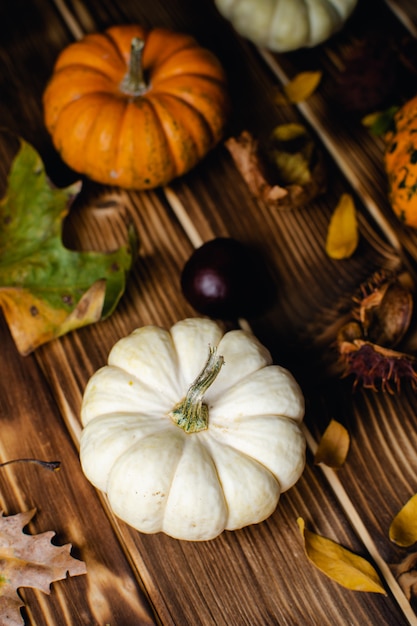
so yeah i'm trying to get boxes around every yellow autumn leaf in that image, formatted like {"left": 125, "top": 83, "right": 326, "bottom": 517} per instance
{"left": 325, "top": 193, "right": 359, "bottom": 259}
{"left": 314, "top": 419, "right": 350, "bottom": 469}
{"left": 271, "top": 123, "right": 307, "bottom": 142}
{"left": 273, "top": 88, "right": 290, "bottom": 106}
{"left": 389, "top": 493, "right": 417, "bottom": 547}
{"left": 269, "top": 123, "right": 315, "bottom": 186}
{"left": 284, "top": 71, "right": 322, "bottom": 103}
{"left": 0, "top": 281, "right": 106, "bottom": 355}
{"left": 361, "top": 106, "right": 399, "bottom": 137}
{"left": 362, "top": 111, "right": 382, "bottom": 128}
{"left": 297, "top": 518, "right": 386, "bottom": 594}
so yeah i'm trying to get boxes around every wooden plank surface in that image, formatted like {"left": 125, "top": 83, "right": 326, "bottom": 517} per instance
{"left": 1, "top": 0, "right": 417, "bottom": 624}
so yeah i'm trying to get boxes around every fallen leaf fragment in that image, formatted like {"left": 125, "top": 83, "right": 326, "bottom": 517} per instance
{"left": 273, "top": 88, "right": 290, "bottom": 107}
{"left": 225, "top": 129, "right": 325, "bottom": 210}
{"left": 362, "top": 106, "right": 399, "bottom": 137}
{"left": 225, "top": 131, "right": 288, "bottom": 206}
{"left": 314, "top": 419, "right": 350, "bottom": 468}
{"left": 0, "top": 509, "right": 87, "bottom": 626}
{"left": 269, "top": 123, "right": 321, "bottom": 187}
{"left": 325, "top": 193, "right": 359, "bottom": 259}
{"left": 389, "top": 493, "right": 417, "bottom": 547}
{"left": 392, "top": 552, "right": 417, "bottom": 600}
{"left": 0, "top": 138, "right": 138, "bottom": 355}
{"left": 297, "top": 517, "right": 386, "bottom": 594}
{"left": 284, "top": 71, "right": 322, "bottom": 103}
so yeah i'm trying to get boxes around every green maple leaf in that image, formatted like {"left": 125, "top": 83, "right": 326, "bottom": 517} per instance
{"left": 0, "top": 138, "right": 137, "bottom": 355}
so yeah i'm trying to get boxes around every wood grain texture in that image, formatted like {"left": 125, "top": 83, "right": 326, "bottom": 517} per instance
{"left": 260, "top": 0, "right": 417, "bottom": 263}
{"left": 0, "top": 315, "right": 156, "bottom": 625}
{"left": 1, "top": 0, "right": 417, "bottom": 624}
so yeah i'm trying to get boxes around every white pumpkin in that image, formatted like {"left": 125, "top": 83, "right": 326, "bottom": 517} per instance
{"left": 214, "top": 0, "right": 358, "bottom": 52}
{"left": 80, "top": 318, "right": 305, "bottom": 541}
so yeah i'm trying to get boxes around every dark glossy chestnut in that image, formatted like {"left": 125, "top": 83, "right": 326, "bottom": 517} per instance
{"left": 180, "top": 237, "right": 275, "bottom": 320}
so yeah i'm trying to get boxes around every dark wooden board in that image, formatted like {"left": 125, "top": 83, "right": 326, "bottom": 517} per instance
{"left": 1, "top": 0, "right": 417, "bottom": 624}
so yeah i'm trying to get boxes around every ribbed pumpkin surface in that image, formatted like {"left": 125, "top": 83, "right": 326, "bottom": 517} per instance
{"left": 43, "top": 24, "right": 230, "bottom": 189}
{"left": 385, "top": 95, "right": 417, "bottom": 228}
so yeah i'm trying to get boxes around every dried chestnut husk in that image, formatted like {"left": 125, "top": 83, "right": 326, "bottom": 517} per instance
{"left": 336, "top": 272, "right": 417, "bottom": 392}
{"left": 332, "top": 36, "right": 399, "bottom": 115}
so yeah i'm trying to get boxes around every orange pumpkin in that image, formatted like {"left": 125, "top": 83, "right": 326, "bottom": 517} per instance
{"left": 384, "top": 95, "right": 417, "bottom": 228}
{"left": 43, "top": 25, "right": 230, "bottom": 190}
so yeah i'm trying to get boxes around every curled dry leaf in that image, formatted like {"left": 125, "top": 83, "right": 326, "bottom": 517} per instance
{"left": 225, "top": 128, "right": 325, "bottom": 210}
{"left": 314, "top": 419, "right": 350, "bottom": 469}
{"left": 389, "top": 493, "right": 417, "bottom": 547}
{"left": 392, "top": 552, "right": 417, "bottom": 601}
{"left": 325, "top": 193, "right": 359, "bottom": 259}
{"left": 0, "top": 509, "right": 86, "bottom": 625}
{"left": 269, "top": 123, "right": 321, "bottom": 187}
{"left": 297, "top": 517, "right": 386, "bottom": 594}
{"left": 225, "top": 131, "right": 287, "bottom": 206}
{"left": 284, "top": 71, "right": 323, "bottom": 103}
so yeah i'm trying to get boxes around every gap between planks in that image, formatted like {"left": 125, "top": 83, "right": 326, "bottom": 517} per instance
{"left": 45, "top": 1, "right": 417, "bottom": 623}
{"left": 384, "top": 0, "right": 417, "bottom": 36}
{"left": 164, "top": 186, "right": 417, "bottom": 626}
{"left": 257, "top": 46, "right": 403, "bottom": 254}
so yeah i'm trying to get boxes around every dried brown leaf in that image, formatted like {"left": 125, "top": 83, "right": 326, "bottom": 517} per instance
{"left": 390, "top": 493, "right": 417, "bottom": 547}
{"left": 225, "top": 132, "right": 288, "bottom": 205}
{"left": 284, "top": 71, "right": 322, "bottom": 103}
{"left": 0, "top": 509, "right": 87, "bottom": 625}
{"left": 314, "top": 419, "right": 350, "bottom": 468}
{"left": 392, "top": 552, "right": 417, "bottom": 600}
{"left": 297, "top": 517, "right": 386, "bottom": 594}
{"left": 225, "top": 130, "right": 325, "bottom": 210}
{"left": 326, "top": 193, "right": 359, "bottom": 259}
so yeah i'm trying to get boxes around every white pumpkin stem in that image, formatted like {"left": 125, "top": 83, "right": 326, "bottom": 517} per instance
{"left": 170, "top": 346, "right": 224, "bottom": 433}
{"left": 121, "top": 37, "right": 147, "bottom": 96}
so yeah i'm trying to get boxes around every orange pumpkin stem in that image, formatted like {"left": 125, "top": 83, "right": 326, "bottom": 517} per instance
{"left": 121, "top": 37, "right": 147, "bottom": 96}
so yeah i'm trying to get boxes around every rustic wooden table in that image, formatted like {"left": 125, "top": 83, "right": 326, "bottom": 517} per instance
{"left": 2, "top": 0, "right": 417, "bottom": 624}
